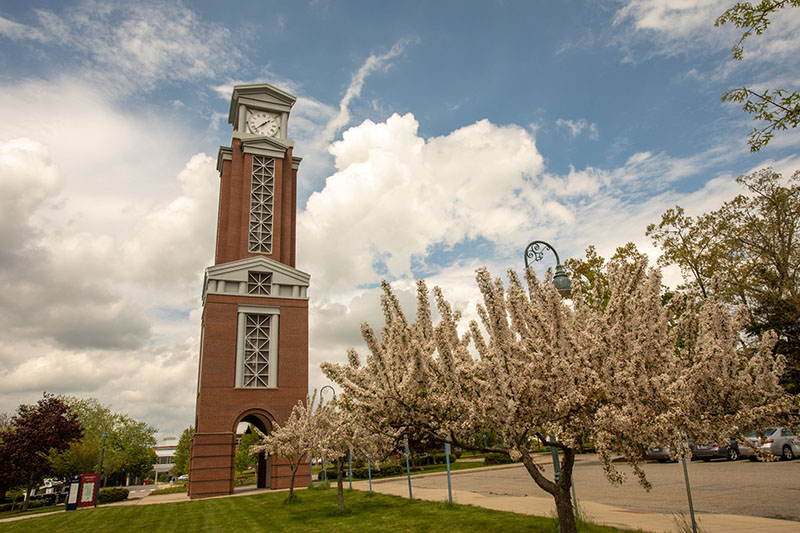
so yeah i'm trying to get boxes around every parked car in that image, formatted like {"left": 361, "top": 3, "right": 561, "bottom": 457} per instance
{"left": 57, "top": 487, "right": 70, "bottom": 504}
{"left": 177, "top": 474, "right": 189, "bottom": 481}
{"left": 694, "top": 437, "right": 755, "bottom": 461}
{"left": 27, "top": 493, "right": 57, "bottom": 506}
{"left": 647, "top": 441, "right": 696, "bottom": 463}
{"left": 746, "top": 427, "right": 800, "bottom": 460}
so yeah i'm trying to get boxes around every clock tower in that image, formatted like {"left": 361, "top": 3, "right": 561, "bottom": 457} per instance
{"left": 188, "top": 84, "right": 310, "bottom": 498}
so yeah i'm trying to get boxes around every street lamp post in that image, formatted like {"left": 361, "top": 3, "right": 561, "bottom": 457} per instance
{"left": 95, "top": 427, "right": 108, "bottom": 507}
{"left": 522, "top": 240, "right": 575, "bottom": 506}
{"left": 318, "top": 385, "right": 336, "bottom": 488}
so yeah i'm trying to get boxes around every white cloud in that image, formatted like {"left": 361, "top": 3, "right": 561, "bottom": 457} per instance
{"left": 556, "top": 118, "right": 599, "bottom": 140}
{"left": 0, "top": 15, "right": 42, "bottom": 40}
{"left": 319, "top": 37, "right": 417, "bottom": 145}
{"left": 297, "top": 113, "right": 546, "bottom": 295}
{"left": 119, "top": 153, "right": 218, "bottom": 293}
{"left": 614, "top": 0, "right": 726, "bottom": 38}
{"left": 0, "top": 103, "right": 217, "bottom": 436}
{"left": 0, "top": 78, "right": 207, "bottom": 239}
{"left": 612, "top": 0, "right": 800, "bottom": 70}
{"left": 3, "top": 1, "right": 243, "bottom": 92}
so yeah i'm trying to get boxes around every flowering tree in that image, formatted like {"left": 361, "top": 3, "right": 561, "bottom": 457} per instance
{"left": 313, "top": 402, "right": 355, "bottom": 510}
{"left": 251, "top": 391, "right": 318, "bottom": 502}
{"left": 322, "top": 255, "right": 795, "bottom": 533}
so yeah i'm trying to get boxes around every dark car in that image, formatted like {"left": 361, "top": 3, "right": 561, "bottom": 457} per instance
{"left": 694, "top": 437, "right": 754, "bottom": 461}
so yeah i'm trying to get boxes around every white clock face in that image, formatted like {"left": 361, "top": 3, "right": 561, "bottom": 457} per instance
{"left": 247, "top": 112, "right": 279, "bottom": 137}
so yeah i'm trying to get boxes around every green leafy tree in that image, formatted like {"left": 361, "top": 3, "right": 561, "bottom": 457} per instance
{"left": 564, "top": 242, "right": 651, "bottom": 312}
{"left": 235, "top": 426, "right": 260, "bottom": 473}
{"left": 648, "top": 168, "right": 800, "bottom": 392}
{"left": 50, "top": 397, "right": 157, "bottom": 486}
{"left": 0, "top": 393, "right": 82, "bottom": 510}
{"left": 716, "top": 1, "right": 800, "bottom": 151}
{"left": 170, "top": 426, "right": 194, "bottom": 477}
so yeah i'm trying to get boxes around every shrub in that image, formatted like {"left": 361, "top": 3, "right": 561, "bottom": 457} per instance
{"left": 0, "top": 500, "right": 45, "bottom": 512}
{"left": 98, "top": 487, "right": 129, "bottom": 504}
{"left": 149, "top": 486, "right": 188, "bottom": 495}
{"left": 484, "top": 452, "right": 514, "bottom": 465}
{"left": 432, "top": 453, "right": 457, "bottom": 465}
{"left": 317, "top": 462, "right": 406, "bottom": 481}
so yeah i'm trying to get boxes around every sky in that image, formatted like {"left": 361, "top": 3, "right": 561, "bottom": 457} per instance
{"left": 0, "top": 0, "right": 798, "bottom": 439}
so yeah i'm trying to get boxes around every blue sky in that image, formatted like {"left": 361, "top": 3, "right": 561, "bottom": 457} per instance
{"left": 0, "top": 0, "right": 798, "bottom": 437}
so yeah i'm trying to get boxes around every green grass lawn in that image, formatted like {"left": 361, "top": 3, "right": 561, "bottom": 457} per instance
{"left": 0, "top": 487, "right": 635, "bottom": 533}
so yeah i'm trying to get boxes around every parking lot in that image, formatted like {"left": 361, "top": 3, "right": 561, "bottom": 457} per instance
{"left": 407, "top": 456, "right": 800, "bottom": 522}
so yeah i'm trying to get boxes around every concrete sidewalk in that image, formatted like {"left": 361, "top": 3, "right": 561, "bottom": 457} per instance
{"left": 353, "top": 463, "right": 800, "bottom": 533}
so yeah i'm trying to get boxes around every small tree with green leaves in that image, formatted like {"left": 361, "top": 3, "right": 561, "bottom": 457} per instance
{"left": 170, "top": 426, "right": 194, "bottom": 478}
{"left": 235, "top": 427, "right": 260, "bottom": 473}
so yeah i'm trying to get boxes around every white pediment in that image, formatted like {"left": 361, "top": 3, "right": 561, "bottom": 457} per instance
{"left": 203, "top": 256, "right": 310, "bottom": 302}
{"left": 235, "top": 136, "right": 294, "bottom": 159}
{"left": 229, "top": 84, "right": 297, "bottom": 125}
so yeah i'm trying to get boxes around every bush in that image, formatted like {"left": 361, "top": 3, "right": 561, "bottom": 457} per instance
{"left": 98, "top": 487, "right": 129, "bottom": 504}
{"left": 432, "top": 453, "right": 457, "bottom": 465}
{"left": 317, "top": 462, "right": 406, "bottom": 481}
{"left": 0, "top": 500, "right": 45, "bottom": 513}
{"left": 484, "top": 452, "right": 514, "bottom": 465}
{"left": 149, "top": 486, "right": 188, "bottom": 495}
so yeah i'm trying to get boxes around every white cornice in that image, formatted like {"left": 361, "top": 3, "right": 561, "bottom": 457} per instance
{"left": 229, "top": 84, "right": 296, "bottom": 127}
{"left": 217, "top": 146, "right": 232, "bottom": 175}
{"left": 235, "top": 135, "right": 294, "bottom": 159}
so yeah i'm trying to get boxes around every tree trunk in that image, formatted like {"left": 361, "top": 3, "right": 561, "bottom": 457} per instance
{"left": 336, "top": 456, "right": 344, "bottom": 510}
{"left": 22, "top": 473, "right": 33, "bottom": 512}
{"left": 553, "top": 486, "right": 578, "bottom": 533}
{"left": 288, "top": 458, "right": 299, "bottom": 502}
{"left": 519, "top": 447, "right": 578, "bottom": 533}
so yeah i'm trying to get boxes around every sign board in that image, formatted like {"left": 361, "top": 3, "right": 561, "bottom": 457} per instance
{"left": 77, "top": 473, "right": 99, "bottom": 508}
{"left": 65, "top": 476, "right": 81, "bottom": 511}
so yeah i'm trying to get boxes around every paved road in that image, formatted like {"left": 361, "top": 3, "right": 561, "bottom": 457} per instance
{"left": 125, "top": 484, "right": 158, "bottom": 499}
{"left": 406, "top": 456, "right": 800, "bottom": 522}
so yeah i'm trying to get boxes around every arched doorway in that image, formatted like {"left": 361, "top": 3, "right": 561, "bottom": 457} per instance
{"left": 235, "top": 411, "right": 273, "bottom": 489}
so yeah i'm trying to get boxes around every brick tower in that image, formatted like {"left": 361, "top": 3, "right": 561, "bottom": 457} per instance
{"left": 188, "top": 84, "right": 310, "bottom": 498}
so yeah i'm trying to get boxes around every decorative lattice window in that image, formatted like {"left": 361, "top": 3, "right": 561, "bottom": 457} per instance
{"left": 249, "top": 155, "right": 274, "bottom": 253}
{"left": 248, "top": 272, "right": 272, "bottom": 295}
{"left": 243, "top": 314, "right": 271, "bottom": 388}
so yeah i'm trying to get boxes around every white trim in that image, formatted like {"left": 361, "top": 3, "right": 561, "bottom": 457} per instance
{"left": 238, "top": 305, "right": 280, "bottom": 315}
{"left": 235, "top": 312, "right": 245, "bottom": 387}
{"left": 269, "top": 314, "right": 278, "bottom": 388}
{"left": 217, "top": 146, "right": 232, "bottom": 175}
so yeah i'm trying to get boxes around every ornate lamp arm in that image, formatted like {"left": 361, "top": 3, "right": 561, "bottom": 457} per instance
{"left": 523, "top": 240, "right": 572, "bottom": 298}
